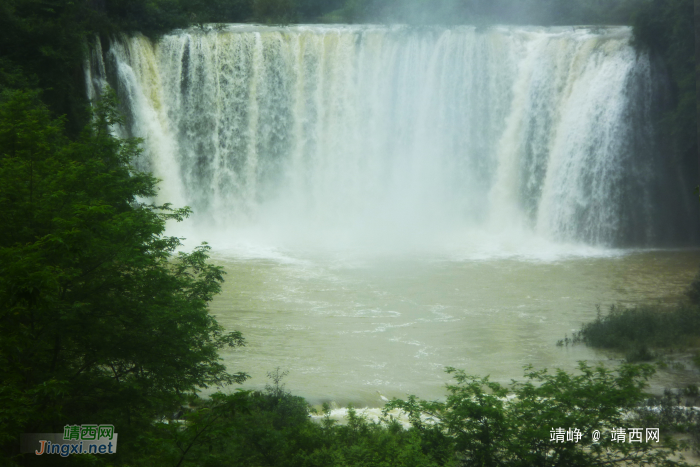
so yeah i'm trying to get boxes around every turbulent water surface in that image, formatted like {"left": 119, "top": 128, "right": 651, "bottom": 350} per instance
{"left": 210, "top": 249, "right": 699, "bottom": 406}
{"left": 86, "top": 24, "right": 699, "bottom": 404}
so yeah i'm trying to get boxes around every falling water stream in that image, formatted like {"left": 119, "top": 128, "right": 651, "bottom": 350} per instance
{"left": 86, "top": 24, "right": 699, "bottom": 405}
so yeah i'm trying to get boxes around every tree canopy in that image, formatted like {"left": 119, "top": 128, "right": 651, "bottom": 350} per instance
{"left": 0, "top": 89, "right": 247, "bottom": 464}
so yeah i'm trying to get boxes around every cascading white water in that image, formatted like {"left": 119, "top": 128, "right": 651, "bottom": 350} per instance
{"left": 86, "top": 24, "right": 670, "bottom": 255}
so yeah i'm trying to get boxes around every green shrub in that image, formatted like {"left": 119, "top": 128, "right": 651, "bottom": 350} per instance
{"left": 574, "top": 304, "right": 700, "bottom": 352}
{"left": 387, "top": 363, "right": 689, "bottom": 467}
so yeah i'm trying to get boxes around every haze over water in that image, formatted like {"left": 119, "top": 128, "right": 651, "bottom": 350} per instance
{"left": 86, "top": 24, "right": 699, "bottom": 404}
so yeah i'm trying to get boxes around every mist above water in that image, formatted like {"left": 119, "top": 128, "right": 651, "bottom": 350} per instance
{"left": 87, "top": 24, "right": 689, "bottom": 258}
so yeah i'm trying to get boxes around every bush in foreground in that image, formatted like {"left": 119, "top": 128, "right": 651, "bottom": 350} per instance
{"left": 387, "top": 363, "right": 687, "bottom": 467}
{"left": 132, "top": 363, "right": 689, "bottom": 467}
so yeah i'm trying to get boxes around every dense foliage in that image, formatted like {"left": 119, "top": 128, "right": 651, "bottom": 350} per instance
{"left": 101, "top": 364, "right": 689, "bottom": 467}
{"left": 0, "top": 89, "right": 247, "bottom": 464}
{"left": 387, "top": 364, "right": 687, "bottom": 467}
{"left": 0, "top": 0, "right": 93, "bottom": 135}
{"left": 136, "top": 388, "right": 440, "bottom": 467}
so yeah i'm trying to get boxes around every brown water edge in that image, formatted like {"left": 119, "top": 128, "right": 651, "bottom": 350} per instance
{"left": 207, "top": 249, "right": 700, "bottom": 407}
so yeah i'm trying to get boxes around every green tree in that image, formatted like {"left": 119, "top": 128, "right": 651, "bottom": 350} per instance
{"left": 0, "top": 0, "right": 94, "bottom": 135}
{"left": 386, "top": 363, "right": 689, "bottom": 467}
{"left": 252, "top": 0, "right": 298, "bottom": 23}
{"left": 0, "top": 89, "right": 247, "bottom": 465}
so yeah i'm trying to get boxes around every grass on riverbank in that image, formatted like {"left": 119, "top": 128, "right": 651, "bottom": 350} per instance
{"left": 563, "top": 303, "right": 700, "bottom": 362}
{"left": 561, "top": 271, "right": 700, "bottom": 362}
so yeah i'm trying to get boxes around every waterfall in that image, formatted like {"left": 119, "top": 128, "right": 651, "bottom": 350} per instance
{"left": 86, "top": 24, "right": 688, "bottom": 254}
